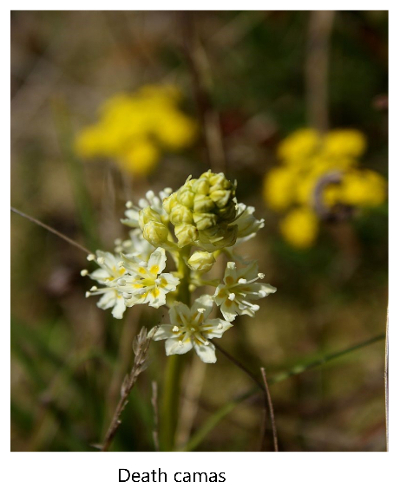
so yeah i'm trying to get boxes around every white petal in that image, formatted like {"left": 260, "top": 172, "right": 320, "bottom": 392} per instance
{"left": 111, "top": 296, "right": 126, "bottom": 319}
{"left": 193, "top": 340, "right": 216, "bottom": 363}
{"left": 220, "top": 300, "right": 238, "bottom": 322}
{"left": 223, "top": 262, "right": 237, "bottom": 284}
{"left": 89, "top": 268, "right": 110, "bottom": 282}
{"left": 237, "top": 260, "right": 259, "bottom": 281}
{"left": 203, "top": 319, "right": 232, "bottom": 338}
{"left": 159, "top": 273, "right": 180, "bottom": 291}
{"left": 148, "top": 247, "right": 166, "bottom": 274}
{"left": 153, "top": 324, "right": 176, "bottom": 341}
{"left": 169, "top": 302, "right": 191, "bottom": 326}
{"left": 97, "top": 290, "right": 116, "bottom": 310}
{"left": 148, "top": 288, "right": 167, "bottom": 308}
{"left": 192, "top": 294, "right": 214, "bottom": 319}
{"left": 165, "top": 337, "right": 193, "bottom": 356}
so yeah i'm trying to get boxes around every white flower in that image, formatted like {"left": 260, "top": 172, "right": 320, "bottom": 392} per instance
{"left": 115, "top": 228, "right": 155, "bottom": 261}
{"left": 232, "top": 203, "right": 264, "bottom": 242}
{"left": 83, "top": 251, "right": 127, "bottom": 319}
{"left": 117, "top": 247, "right": 179, "bottom": 308}
{"left": 152, "top": 295, "right": 232, "bottom": 363}
{"left": 214, "top": 261, "right": 276, "bottom": 322}
{"left": 121, "top": 188, "right": 172, "bottom": 228}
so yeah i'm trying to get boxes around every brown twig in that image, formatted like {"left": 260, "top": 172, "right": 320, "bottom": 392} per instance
{"left": 260, "top": 367, "right": 279, "bottom": 452}
{"left": 11, "top": 206, "right": 94, "bottom": 256}
{"left": 101, "top": 327, "right": 153, "bottom": 452}
{"left": 151, "top": 381, "right": 160, "bottom": 451}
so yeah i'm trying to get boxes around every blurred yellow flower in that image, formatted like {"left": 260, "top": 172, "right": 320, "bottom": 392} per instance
{"left": 277, "top": 128, "right": 320, "bottom": 162}
{"left": 280, "top": 208, "right": 319, "bottom": 249}
{"left": 322, "top": 129, "right": 366, "bottom": 158}
{"left": 75, "top": 85, "right": 197, "bottom": 176}
{"left": 262, "top": 167, "right": 296, "bottom": 211}
{"left": 263, "top": 127, "right": 387, "bottom": 249}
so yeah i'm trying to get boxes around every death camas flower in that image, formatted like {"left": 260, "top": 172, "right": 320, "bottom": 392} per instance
{"left": 83, "top": 171, "right": 276, "bottom": 363}
{"left": 153, "top": 295, "right": 232, "bottom": 363}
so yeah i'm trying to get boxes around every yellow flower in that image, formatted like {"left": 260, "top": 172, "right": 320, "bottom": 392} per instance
{"left": 338, "top": 170, "right": 387, "bottom": 207}
{"left": 263, "top": 167, "right": 296, "bottom": 211}
{"left": 120, "top": 140, "right": 160, "bottom": 176}
{"left": 322, "top": 129, "right": 366, "bottom": 159}
{"left": 75, "top": 85, "right": 197, "bottom": 176}
{"left": 279, "top": 207, "right": 319, "bottom": 249}
{"left": 277, "top": 128, "right": 320, "bottom": 162}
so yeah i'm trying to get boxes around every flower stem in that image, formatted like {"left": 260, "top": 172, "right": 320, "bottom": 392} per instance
{"left": 159, "top": 246, "right": 191, "bottom": 451}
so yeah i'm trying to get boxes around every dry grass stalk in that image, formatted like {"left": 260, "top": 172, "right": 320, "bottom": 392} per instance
{"left": 101, "top": 327, "right": 154, "bottom": 452}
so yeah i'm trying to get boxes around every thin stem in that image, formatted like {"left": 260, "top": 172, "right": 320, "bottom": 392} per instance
{"left": 11, "top": 206, "right": 93, "bottom": 256}
{"left": 159, "top": 246, "right": 191, "bottom": 451}
{"left": 260, "top": 367, "right": 278, "bottom": 452}
{"left": 184, "top": 333, "right": 385, "bottom": 451}
{"left": 212, "top": 340, "right": 263, "bottom": 392}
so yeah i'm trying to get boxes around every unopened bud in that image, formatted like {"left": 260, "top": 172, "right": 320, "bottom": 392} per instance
{"left": 142, "top": 221, "right": 169, "bottom": 247}
{"left": 174, "top": 224, "right": 198, "bottom": 248}
{"left": 187, "top": 251, "right": 216, "bottom": 273}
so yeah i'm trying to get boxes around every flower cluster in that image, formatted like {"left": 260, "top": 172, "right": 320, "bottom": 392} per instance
{"left": 75, "top": 85, "right": 197, "bottom": 176}
{"left": 263, "top": 128, "right": 387, "bottom": 248}
{"left": 83, "top": 171, "right": 276, "bottom": 363}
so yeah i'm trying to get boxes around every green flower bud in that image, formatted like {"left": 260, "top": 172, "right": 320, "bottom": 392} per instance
{"left": 193, "top": 212, "right": 217, "bottom": 231}
{"left": 175, "top": 223, "right": 198, "bottom": 248}
{"left": 142, "top": 221, "right": 169, "bottom": 246}
{"left": 163, "top": 193, "right": 178, "bottom": 215}
{"left": 177, "top": 189, "right": 195, "bottom": 208}
{"left": 164, "top": 170, "right": 238, "bottom": 250}
{"left": 139, "top": 206, "right": 170, "bottom": 247}
{"left": 187, "top": 251, "right": 216, "bottom": 273}
{"left": 170, "top": 204, "right": 193, "bottom": 225}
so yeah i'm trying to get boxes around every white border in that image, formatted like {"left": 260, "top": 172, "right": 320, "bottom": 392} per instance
{"left": 5, "top": 3, "right": 396, "bottom": 494}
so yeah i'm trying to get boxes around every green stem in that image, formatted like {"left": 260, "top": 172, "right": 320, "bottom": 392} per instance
{"left": 159, "top": 246, "right": 191, "bottom": 451}
{"left": 183, "top": 332, "right": 385, "bottom": 451}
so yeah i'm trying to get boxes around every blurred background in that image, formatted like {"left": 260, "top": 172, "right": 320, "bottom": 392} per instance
{"left": 11, "top": 11, "right": 388, "bottom": 452}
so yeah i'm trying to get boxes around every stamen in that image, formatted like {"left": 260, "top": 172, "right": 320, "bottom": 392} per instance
{"left": 85, "top": 291, "right": 91, "bottom": 298}
{"left": 80, "top": 269, "right": 88, "bottom": 276}
{"left": 97, "top": 257, "right": 105, "bottom": 265}
{"left": 90, "top": 286, "right": 98, "bottom": 291}
{"left": 172, "top": 325, "right": 180, "bottom": 332}
{"left": 258, "top": 272, "right": 265, "bottom": 279}
{"left": 87, "top": 254, "right": 96, "bottom": 261}
{"left": 197, "top": 308, "right": 206, "bottom": 314}
{"left": 125, "top": 201, "right": 133, "bottom": 208}
{"left": 238, "top": 278, "right": 247, "bottom": 284}
{"left": 228, "top": 293, "right": 236, "bottom": 301}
